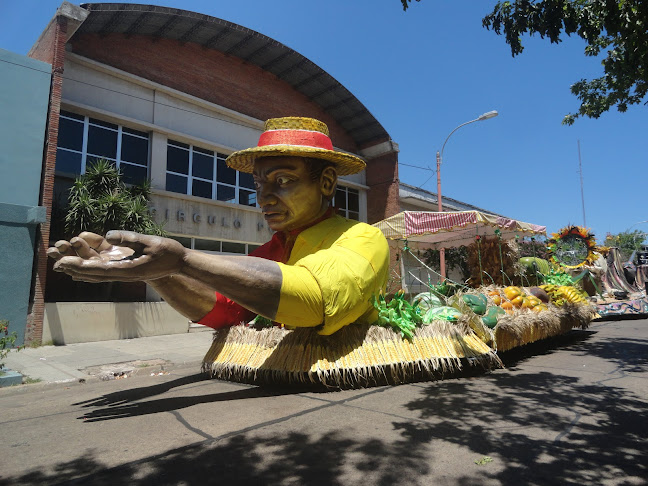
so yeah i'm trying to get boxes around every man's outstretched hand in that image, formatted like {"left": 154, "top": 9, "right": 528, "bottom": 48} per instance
{"left": 48, "top": 231, "right": 187, "bottom": 282}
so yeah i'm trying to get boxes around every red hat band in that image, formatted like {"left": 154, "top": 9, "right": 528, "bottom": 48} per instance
{"left": 257, "top": 129, "right": 334, "bottom": 151}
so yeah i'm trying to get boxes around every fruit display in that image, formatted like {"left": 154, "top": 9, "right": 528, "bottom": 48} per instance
{"left": 539, "top": 284, "right": 590, "bottom": 306}
{"left": 466, "top": 236, "right": 518, "bottom": 287}
{"left": 487, "top": 286, "right": 547, "bottom": 313}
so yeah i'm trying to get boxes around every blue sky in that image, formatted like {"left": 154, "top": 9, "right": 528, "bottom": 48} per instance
{"left": 2, "top": 0, "right": 646, "bottom": 244}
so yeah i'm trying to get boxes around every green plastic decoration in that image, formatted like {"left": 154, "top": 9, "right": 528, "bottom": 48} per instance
{"left": 372, "top": 291, "right": 422, "bottom": 339}
{"left": 462, "top": 294, "right": 488, "bottom": 315}
{"left": 423, "top": 306, "right": 463, "bottom": 322}
{"left": 481, "top": 306, "right": 505, "bottom": 329}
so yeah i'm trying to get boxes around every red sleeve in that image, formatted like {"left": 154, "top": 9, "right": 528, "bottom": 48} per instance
{"left": 196, "top": 292, "right": 256, "bottom": 329}
{"left": 195, "top": 234, "right": 286, "bottom": 329}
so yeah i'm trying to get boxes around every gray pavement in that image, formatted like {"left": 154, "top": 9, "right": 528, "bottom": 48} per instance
{"left": 0, "top": 318, "right": 646, "bottom": 485}
{"left": 2, "top": 329, "right": 214, "bottom": 384}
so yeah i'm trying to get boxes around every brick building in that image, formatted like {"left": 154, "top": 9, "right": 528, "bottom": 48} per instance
{"left": 24, "top": 2, "right": 400, "bottom": 344}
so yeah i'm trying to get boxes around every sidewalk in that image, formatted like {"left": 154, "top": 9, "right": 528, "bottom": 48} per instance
{"left": 2, "top": 330, "right": 214, "bottom": 385}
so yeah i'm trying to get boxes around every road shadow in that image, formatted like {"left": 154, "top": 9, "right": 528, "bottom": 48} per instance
{"left": 402, "top": 366, "right": 648, "bottom": 484}
{"left": 498, "top": 329, "right": 596, "bottom": 368}
{"left": 0, "top": 420, "right": 430, "bottom": 485}
{"left": 77, "top": 384, "right": 306, "bottom": 422}
{"left": 73, "top": 373, "right": 212, "bottom": 408}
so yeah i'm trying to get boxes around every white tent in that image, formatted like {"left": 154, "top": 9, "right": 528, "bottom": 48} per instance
{"left": 373, "top": 211, "right": 547, "bottom": 289}
{"left": 373, "top": 210, "right": 546, "bottom": 250}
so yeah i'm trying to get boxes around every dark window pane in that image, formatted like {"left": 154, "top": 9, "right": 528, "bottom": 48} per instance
{"left": 194, "top": 146, "right": 213, "bottom": 156}
{"left": 335, "top": 189, "right": 347, "bottom": 209}
{"left": 55, "top": 149, "right": 82, "bottom": 174}
{"left": 248, "top": 244, "right": 261, "bottom": 253}
{"left": 89, "top": 118, "right": 118, "bottom": 130}
{"left": 239, "top": 171, "right": 255, "bottom": 190}
{"left": 239, "top": 189, "right": 256, "bottom": 207}
{"left": 86, "top": 156, "right": 116, "bottom": 170}
{"left": 192, "top": 179, "right": 212, "bottom": 199}
{"left": 168, "top": 139, "right": 189, "bottom": 149}
{"left": 216, "top": 184, "right": 235, "bottom": 203}
{"left": 122, "top": 126, "right": 148, "bottom": 138}
{"left": 192, "top": 152, "right": 214, "bottom": 180}
{"left": 166, "top": 173, "right": 188, "bottom": 194}
{"left": 57, "top": 117, "right": 84, "bottom": 151}
{"left": 194, "top": 238, "right": 221, "bottom": 252}
{"left": 87, "top": 125, "right": 117, "bottom": 159}
{"left": 217, "top": 159, "right": 236, "bottom": 185}
{"left": 348, "top": 211, "right": 359, "bottom": 221}
{"left": 60, "top": 110, "right": 84, "bottom": 121}
{"left": 348, "top": 189, "right": 359, "bottom": 212}
{"left": 121, "top": 134, "right": 149, "bottom": 165}
{"left": 167, "top": 146, "right": 189, "bottom": 174}
{"left": 222, "top": 241, "right": 246, "bottom": 254}
{"left": 169, "top": 236, "right": 192, "bottom": 248}
{"left": 121, "top": 163, "right": 148, "bottom": 186}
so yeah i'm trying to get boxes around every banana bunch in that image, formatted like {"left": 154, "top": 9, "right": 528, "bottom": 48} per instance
{"left": 558, "top": 286, "right": 589, "bottom": 304}
{"left": 539, "top": 284, "right": 589, "bottom": 306}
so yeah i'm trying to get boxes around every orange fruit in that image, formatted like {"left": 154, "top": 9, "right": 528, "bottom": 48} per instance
{"left": 522, "top": 297, "right": 538, "bottom": 309}
{"left": 511, "top": 296, "right": 524, "bottom": 307}
{"left": 504, "top": 286, "right": 523, "bottom": 300}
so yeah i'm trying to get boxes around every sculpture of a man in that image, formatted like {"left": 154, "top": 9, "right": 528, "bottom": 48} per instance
{"left": 49, "top": 117, "right": 389, "bottom": 335}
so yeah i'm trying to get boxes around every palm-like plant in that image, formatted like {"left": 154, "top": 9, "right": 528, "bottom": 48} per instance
{"left": 64, "top": 159, "right": 165, "bottom": 237}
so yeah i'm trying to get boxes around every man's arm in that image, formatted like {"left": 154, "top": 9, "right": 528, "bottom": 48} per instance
{"left": 144, "top": 274, "right": 217, "bottom": 322}
{"left": 50, "top": 231, "right": 283, "bottom": 321}
{"left": 180, "top": 250, "right": 282, "bottom": 319}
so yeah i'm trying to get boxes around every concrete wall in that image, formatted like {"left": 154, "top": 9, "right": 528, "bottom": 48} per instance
{"left": 69, "top": 33, "right": 360, "bottom": 153}
{"left": 150, "top": 191, "right": 273, "bottom": 243}
{"left": 43, "top": 302, "right": 191, "bottom": 345}
{"left": 0, "top": 49, "right": 51, "bottom": 346}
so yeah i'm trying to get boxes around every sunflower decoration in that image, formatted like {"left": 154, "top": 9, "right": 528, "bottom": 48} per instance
{"left": 547, "top": 226, "right": 598, "bottom": 268}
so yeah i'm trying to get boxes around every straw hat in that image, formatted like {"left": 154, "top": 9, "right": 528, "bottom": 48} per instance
{"left": 226, "top": 117, "right": 366, "bottom": 176}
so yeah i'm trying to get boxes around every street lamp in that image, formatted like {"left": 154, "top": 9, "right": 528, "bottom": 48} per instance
{"left": 436, "top": 110, "right": 498, "bottom": 280}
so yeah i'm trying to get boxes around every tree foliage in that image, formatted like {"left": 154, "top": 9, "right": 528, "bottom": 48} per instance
{"left": 65, "top": 159, "right": 165, "bottom": 237}
{"left": 400, "top": 0, "right": 420, "bottom": 10}
{"left": 604, "top": 229, "right": 647, "bottom": 262}
{"left": 423, "top": 246, "right": 472, "bottom": 281}
{"left": 483, "top": 0, "right": 647, "bottom": 124}
{"left": 401, "top": 1, "right": 647, "bottom": 124}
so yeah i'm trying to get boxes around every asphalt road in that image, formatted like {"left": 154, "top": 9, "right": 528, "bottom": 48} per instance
{"left": 1, "top": 318, "right": 646, "bottom": 486}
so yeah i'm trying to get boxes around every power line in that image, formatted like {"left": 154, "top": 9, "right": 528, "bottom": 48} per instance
{"left": 399, "top": 162, "right": 434, "bottom": 171}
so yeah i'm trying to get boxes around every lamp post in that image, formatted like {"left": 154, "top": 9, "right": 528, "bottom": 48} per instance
{"left": 436, "top": 110, "right": 498, "bottom": 280}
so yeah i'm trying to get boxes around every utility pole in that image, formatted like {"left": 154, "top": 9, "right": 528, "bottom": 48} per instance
{"left": 577, "top": 140, "right": 587, "bottom": 227}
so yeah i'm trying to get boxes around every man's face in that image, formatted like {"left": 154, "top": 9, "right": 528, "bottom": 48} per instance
{"left": 253, "top": 156, "right": 329, "bottom": 232}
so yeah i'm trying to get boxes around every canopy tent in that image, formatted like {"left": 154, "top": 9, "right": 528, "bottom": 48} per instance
{"left": 373, "top": 211, "right": 546, "bottom": 250}
{"left": 373, "top": 211, "right": 547, "bottom": 290}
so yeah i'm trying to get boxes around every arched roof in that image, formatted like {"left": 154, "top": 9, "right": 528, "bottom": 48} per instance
{"left": 77, "top": 3, "right": 390, "bottom": 147}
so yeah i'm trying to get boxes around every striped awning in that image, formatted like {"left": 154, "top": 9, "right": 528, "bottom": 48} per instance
{"left": 373, "top": 211, "right": 546, "bottom": 249}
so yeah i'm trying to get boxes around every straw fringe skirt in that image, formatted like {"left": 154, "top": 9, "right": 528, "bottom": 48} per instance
{"left": 494, "top": 303, "right": 597, "bottom": 352}
{"left": 202, "top": 303, "right": 597, "bottom": 388}
{"left": 202, "top": 321, "right": 502, "bottom": 388}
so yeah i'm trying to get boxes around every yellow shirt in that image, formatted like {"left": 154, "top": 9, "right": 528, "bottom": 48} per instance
{"left": 275, "top": 215, "right": 390, "bottom": 335}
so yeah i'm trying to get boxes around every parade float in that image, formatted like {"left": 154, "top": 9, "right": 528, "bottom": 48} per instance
{"left": 202, "top": 214, "right": 601, "bottom": 388}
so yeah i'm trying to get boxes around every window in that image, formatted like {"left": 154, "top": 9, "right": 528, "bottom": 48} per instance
{"left": 168, "top": 235, "right": 258, "bottom": 255}
{"left": 55, "top": 110, "right": 150, "bottom": 185}
{"left": 334, "top": 186, "right": 360, "bottom": 220}
{"left": 166, "top": 140, "right": 256, "bottom": 207}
